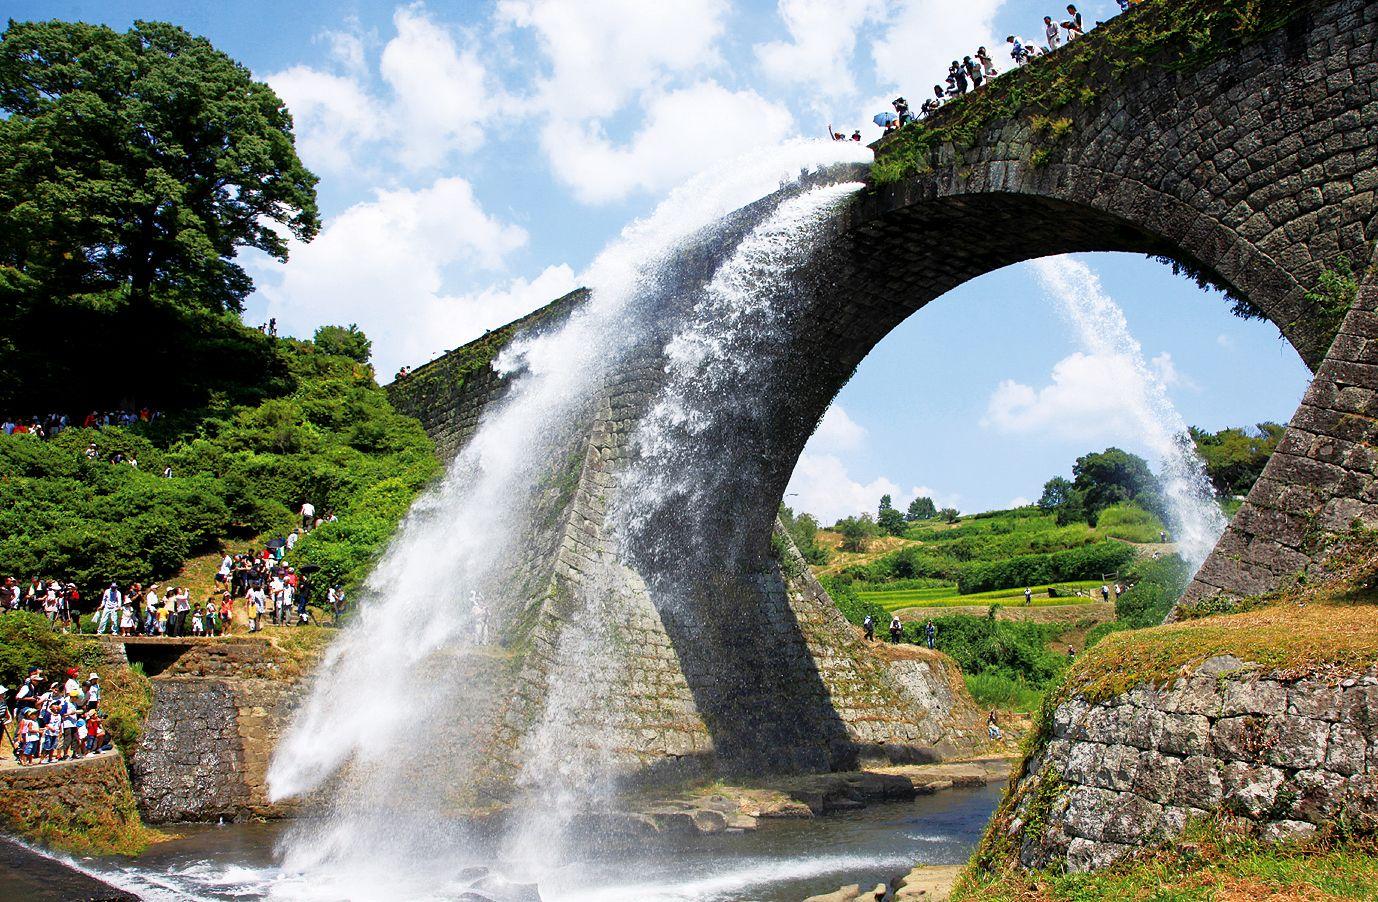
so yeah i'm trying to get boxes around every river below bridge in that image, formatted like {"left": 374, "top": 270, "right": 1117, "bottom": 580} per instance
{"left": 43, "top": 783, "right": 1002, "bottom": 902}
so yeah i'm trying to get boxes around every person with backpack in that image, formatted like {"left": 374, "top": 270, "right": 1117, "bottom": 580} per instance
{"left": 889, "top": 615, "right": 904, "bottom": 643}
{"left": 863, "top": 614, "right": 875, "bottom": 642}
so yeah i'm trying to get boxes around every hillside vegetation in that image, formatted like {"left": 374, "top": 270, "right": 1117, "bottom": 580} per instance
{"left": 0, "top": 329, "right": 440, "bottom": 597}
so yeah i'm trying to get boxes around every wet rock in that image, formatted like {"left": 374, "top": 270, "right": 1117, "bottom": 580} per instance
{"left": 802, "top": 883, "right": 860, "bottom": 902}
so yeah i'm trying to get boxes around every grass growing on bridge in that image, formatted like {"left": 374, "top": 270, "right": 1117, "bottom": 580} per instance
{"left": 870, "top": 0, "right": 1314, "bottom": 184}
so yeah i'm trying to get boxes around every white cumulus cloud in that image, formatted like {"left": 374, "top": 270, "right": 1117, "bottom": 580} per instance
{"left": 497, "top": 0, "right": 728, "bottom": 120}
{"left": 267, "top": 4, "right": 500, "bottom": 175}
{"left": 981, "top": 350, "right": 1190, "bottom": 437}
{"left": 755, "top": 0, "right": 882, "bottom": 101}
{"left": 541, "top": 83, "right": 794, "bottom": 204}
{"left": 786, "top": 453, "right": 901, "bottom": 525}
{"left": 811, "top": 404, "right": 868, "bottom": 453}
{"left": 255, "top": 177, "right": 542, "bottom": 376}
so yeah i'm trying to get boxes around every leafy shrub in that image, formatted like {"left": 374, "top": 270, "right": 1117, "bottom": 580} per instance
{"left": 956, "top": 540, "right": 1135, "bottom": 594}
{"left": 1095, "top": 502, "right": 1166, "bottom": 543}
{"left": 820, "top": 574, "right": 887, "bottom": 627}
{"left": 965, "top": 672, "right": 1045, "bottom": 712}
{"left": 913, "top": 614, "right": 1067, "bottom": 688}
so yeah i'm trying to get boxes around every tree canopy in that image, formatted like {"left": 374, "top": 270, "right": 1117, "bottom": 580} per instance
{"left": 0, "top": 19, "right": 320, "bottom": 410}
{"left": 1190, "top": 423, "right": 1284, "bottom": 497}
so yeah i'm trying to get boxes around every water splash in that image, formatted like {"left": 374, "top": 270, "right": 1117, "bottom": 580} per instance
{"left": 265, "top": 138, "right": 870, "bottom": 888}
{"left": 1031, "top": 255, "right": 1227, "bottom": 568}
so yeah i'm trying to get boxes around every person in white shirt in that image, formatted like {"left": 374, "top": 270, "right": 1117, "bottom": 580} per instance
{"left": 96, "top": 583, "right": 122, "bottom": 635}
{"left": 299, "top": 501, "right": 315, "bottom": 529}
{"left": 1043, "top": 16, "right": 1061, "bottom": 50}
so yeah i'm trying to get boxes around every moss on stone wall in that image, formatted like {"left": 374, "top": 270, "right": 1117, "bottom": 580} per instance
{"left": 0, "top": 752, "right": 161, "bottom": 857}
{"left": 386, "top": 289, "right": 586, "bottom": 422}
{"left": 871, "top": 0, "right": 1316, "bottom": 184}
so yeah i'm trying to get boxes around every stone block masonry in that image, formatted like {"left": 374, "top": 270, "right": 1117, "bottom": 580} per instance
{"left": 1000, "top": 658, "right": 1378, "bottom": 871}
{"left": 1182, "top": 286, "right": 1378, "bottom": 611}
{"left": 120, "top": 639, "right": 317, "bottom": 823}
{"left": 385, "top": 0, "right": 1378, "bottom": 789}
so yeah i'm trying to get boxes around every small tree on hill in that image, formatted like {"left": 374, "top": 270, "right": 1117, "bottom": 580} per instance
{"left": 938, "top": 507, "right": 960, "bottom": 523}
{"left": 877, "top": 494, "right": 907, "bottom": 536}
{"left": 314, "top": 324, "right": 373, "bottom": 364}
{"left": 907, "top": 496, "right": 937, "bottom": 521}
{"left": 838, "top": 514, "right": 878, "bottom": 553}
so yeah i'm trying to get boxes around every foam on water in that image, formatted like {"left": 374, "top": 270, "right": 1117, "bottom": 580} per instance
{"left": 1032, "top": 256, "right": 1227, "bottom": 568}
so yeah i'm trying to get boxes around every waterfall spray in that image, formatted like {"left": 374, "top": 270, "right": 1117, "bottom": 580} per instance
{"left": 262, "top": 139, "right": 869, "bottom": 899}
{"left": 1031, "top": 256, "right": 1227, "bottom": 568}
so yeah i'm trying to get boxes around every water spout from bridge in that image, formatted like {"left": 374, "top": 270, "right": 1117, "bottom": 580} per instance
{"left": 1032, "top": 256, "right": 1227, "bottom": 570}
{"left": 264, "top": 138, "right": 870, "bottom": 898}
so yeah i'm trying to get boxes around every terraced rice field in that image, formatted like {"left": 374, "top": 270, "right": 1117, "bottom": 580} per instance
{"left": 858, "top": 579, "right": 1108, "bottom": 613}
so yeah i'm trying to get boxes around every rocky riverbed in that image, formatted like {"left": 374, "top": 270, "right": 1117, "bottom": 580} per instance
{"left": 599, "top": 758, "right": 1014, "bottom": 838}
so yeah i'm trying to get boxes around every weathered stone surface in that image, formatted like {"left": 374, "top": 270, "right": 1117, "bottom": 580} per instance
{"left": 1002, "top": 664, "right": 1378, "bottom": 874}
{"left": 386, "top": 0, "right": 1378, "bottom": 791}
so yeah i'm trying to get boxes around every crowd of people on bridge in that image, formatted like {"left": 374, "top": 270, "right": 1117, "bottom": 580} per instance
{"left": 851, "top": 2, "right": 1139, "bottom": 139}
{"left": 1, "top": 666, "right": 112, "bottom": 767}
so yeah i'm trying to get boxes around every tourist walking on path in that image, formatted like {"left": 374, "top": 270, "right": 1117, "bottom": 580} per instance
{"left": 1024, "top": 587, "right": 1033, "bottom": 606}
{"left": 863, "top": 613, "right": 875, "bottom": 642}
{"left": 889, "top": 615, "right": 903, "bottom": 643}
{"left": 924, "top": 620, "right": 937, "bottom": 649}
{"left": 96, "top": 583, "right": 122, "bottom": 634}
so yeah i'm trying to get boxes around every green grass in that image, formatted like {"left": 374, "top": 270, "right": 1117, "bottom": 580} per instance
{"left": 860, "top": 580, "right": 1105, "bottom": 612}
{"left": 965, "top": 672, "right": 1045, "bottom": 713}
{"left": 958, "top": 819, "right": 1378, "bottom": 901}
{"left": 1094, "top": 502, "right": 1166, "bottom": 543}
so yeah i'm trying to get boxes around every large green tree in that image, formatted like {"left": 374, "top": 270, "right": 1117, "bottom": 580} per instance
{"left": 0, "top": 19, "right": 319, "bottom": 409}
{"left": 1190, "top": 423, "right": 1283, "bottom": 497}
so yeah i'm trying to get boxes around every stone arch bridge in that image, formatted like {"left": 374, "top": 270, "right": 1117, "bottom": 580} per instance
{"left": 390, "top": 0, "right": 1378, "bottom": 787}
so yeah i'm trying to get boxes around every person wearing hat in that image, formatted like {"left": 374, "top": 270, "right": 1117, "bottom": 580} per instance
{"left": 96, "top": 581, "right": 123, "bottom": 635}
{"left": 63, "top": 667, "right": 85, "bottom": 706}
{"left": 16, "top": 708, "right": 39, "bottom": 765}
{"left": 86, "top": 673, "right": 101, "bottom": 709}
{"left": 12, "top": 668, "right": 42, "bottom": 721}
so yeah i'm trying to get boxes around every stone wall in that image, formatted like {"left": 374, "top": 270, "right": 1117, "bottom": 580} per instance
{"left": 383, "top": 0, "right": 1378, "bottom": 789}
{"left": 1182, "top": 287, "right": 1378, "bottom": 611}
{"left": 996, "top": 657, "right": 1378, "bottom": 872}
{"left": 0, "top": 751, "right": 149, "bottom": 856}
{"left": 123, "top": 639, "right": 315, "bottom": 823}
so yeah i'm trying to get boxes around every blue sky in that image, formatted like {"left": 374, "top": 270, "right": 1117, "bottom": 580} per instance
{"left": 11, "top": 0, "right": 1311, "bottom": 519}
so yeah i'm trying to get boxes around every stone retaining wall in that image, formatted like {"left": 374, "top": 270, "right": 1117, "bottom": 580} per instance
{"left": 124, "top": 639, "right": 314, "bottom": 823}
{"left": 999, "top": 657, "right": 1378, "bottom": 872}
{"left": 0, "top": 751, "right": 147, "bottom": 855}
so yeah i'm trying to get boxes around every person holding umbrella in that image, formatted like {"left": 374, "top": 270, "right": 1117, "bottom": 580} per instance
{"left": 873, "top": 110, "right": 898, "bottom": 132}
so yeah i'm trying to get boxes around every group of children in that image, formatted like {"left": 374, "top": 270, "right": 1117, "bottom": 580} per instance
{"left": 3, "top": 666, "right": 110, "bottom": 767}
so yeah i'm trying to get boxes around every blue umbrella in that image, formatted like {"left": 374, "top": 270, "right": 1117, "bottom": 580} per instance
{"left": 873, "top": 111, "right": 898, "bottom": 127}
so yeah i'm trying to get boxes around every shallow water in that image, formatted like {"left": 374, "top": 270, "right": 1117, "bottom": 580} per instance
{"left": 68, "top": 784, "right": 1001, "bottom": 902}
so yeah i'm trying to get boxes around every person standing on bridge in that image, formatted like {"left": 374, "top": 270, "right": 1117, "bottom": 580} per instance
{"left": 1064, "top": 5, "right": 1085, "bottom": 39}
{"left": 96, "top": 582, "right": 122, "bottom": 635}
{"left": 1043, "top": 16, "right": 1061, "bottom": 51}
